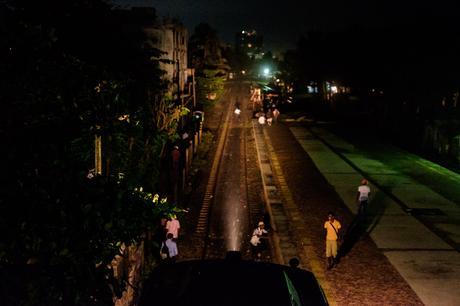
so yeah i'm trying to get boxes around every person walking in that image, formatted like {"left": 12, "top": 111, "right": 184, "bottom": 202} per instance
{"left": 234, "top": 106, "right": 241, "bottom": 123}
{"left": 153, "top": 214, "right": 168, "bottom": 246}
{"left": 356, "top": 179, "right": 371, "bottom": 217}
{"left": 266, "top": 110, "right": 273, "bottom": 126}
{"left": 258, "top": 114, "right": 266, "bottom": 125}
{"left": 171, "top": 145, "right": 181, "bottom": 183}
{"left": 324, "top": 212, "right": 341, "bottom": 269}
{"left": 272, "top": 108, "right": 280, "bottom": 123}
{"left": 171, "top": 145, "right": 180, "bottom": 168}
{"left": 234, "top": 106, "right": 241, "bottom": 115}
{"left": 161, "top": 233, "right": 178, "bottom": 263}
{"left": 288, "top": 257, "right": 300, "bottom": 269}
{"left": 165, "top": 214, "right": 181, "bottom": 239}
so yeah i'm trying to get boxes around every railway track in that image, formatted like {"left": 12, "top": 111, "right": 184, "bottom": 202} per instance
{"left": 195, "top": 81, "right": 269, "bottom": 260}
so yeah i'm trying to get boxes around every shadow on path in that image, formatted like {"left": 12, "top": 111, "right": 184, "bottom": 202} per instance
{"left": 338, "top": 190, "right": 387, "bottom": 259}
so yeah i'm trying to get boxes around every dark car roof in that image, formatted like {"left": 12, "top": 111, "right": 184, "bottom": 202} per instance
{"left": 138, "top": 253, "right": 328, "bottom": 306}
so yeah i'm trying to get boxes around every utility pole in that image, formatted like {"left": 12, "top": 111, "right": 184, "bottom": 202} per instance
{"left": 192, "top": 68, "right": 196, "bottom": 108}
{"left": 95, "top": 126, "right": 102, "bottom": 175}
{"left": 177, "top": 58, "right": 181, "bottom": 106}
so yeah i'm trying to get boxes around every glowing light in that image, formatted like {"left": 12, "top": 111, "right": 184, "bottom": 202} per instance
{"left": 263, "top": 68, "right": 270, "bottom": 75}
{"left": 331, "top": 86, "right": 338, "bottom": 94}
{"left": 223, "top": 196, "right": 247, "bottom": 251}
{"left": 307, "top": 86, "right": 315, "bottom": 93}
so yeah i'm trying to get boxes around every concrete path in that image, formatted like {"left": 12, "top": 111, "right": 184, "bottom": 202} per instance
{"left": 289, "top": 125, "right": 460, "bottom": 306}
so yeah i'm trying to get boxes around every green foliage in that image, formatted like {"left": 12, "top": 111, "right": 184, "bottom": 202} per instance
{"left": 196, "top": 69, "right": 226, "bottom": 108}
{"left": 189, "top": 23, "right": 222, "bottom": 69}
{"left": 195, "top": 131, "right": 214, "bottom": 161}
{"left": 1, "top": 174, "right": 179, "bottom": 305}
{"left": 188, "top": 23, "right": 230, "bottom": 109}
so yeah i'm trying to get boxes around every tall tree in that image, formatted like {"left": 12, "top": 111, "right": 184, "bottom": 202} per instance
{"left": 189, "top": 23, "right": 227, "bottom": 108}
{"left": 189, "top": 23, "right": 224, "bottom": 69}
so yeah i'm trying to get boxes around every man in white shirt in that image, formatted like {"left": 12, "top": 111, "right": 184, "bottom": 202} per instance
{"left": 258, "top": 115, "right": 266, "bottom": 125}
{"left": 250, "top": 221, "right": 268, "bottom": 260}
{"left": 356, "top": 179, "right": 371, "bottom": 217}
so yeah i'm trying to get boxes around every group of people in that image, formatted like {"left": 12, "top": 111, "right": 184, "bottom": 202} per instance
{"left": 323, "top": 178, "right": 371, "bottom": 269}
{"left": 157, "top": 178, "right": 371, "bottom": 270}
{"left": 247, "top": 179, "right": 371, "bottom": 269}
{"left": 255, "top": 108, "right": 280, "bottom": 126}
{"left": 247, "top": 178, "right": 371, "bottom": 270}
{"left": 159, "top": 214, "right": 181, "bottom": 263}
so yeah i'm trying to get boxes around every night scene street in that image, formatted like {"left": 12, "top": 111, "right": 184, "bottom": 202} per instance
{"left": 1, "top": 0, "right": 460, "bottom": 305}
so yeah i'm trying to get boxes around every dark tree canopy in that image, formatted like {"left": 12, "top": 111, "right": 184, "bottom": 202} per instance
{"left": 1, "top": 1, "right": 181, "bottom": 304}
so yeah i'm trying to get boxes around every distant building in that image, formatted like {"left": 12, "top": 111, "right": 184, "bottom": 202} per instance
{"left": 235, "top": 30, "right": 264, "bottom": 60}
{"left": 144, "top": 18, "right": 190, "bottom": 98}
{"left": 117, "top": 7, "right": 192, "bottom": 102}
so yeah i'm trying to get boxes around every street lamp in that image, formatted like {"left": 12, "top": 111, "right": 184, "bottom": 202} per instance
{"left": 263, "top": 67, "right": 270, "bottom": 76}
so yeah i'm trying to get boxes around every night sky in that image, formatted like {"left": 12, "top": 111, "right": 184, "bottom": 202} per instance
{"left": 114, "top": 0, "right": 459, "bottom": 52}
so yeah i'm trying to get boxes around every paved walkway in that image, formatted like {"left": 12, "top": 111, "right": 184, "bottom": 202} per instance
{"left": 253, "top": 121, "right": 423, "bottom": 305}
{"left": 288, "top": 124, "right": 460, "bottom": 306}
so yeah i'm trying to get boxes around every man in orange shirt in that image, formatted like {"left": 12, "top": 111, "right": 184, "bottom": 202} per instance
{"left": 324, "top": 212, "right": 341, "bottom": 270}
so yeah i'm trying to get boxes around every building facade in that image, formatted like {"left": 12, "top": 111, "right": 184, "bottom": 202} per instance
{"left": 116, "top": 8, "right": 191, "bottom": 101}
{"left": 145, "top": 21, "right": 189, "bottom": 97}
